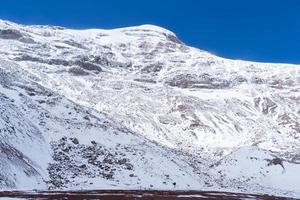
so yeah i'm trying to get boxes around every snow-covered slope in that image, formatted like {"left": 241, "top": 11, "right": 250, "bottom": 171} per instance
{"left": 0, "top": 19, "right": 299, "bottom": 198}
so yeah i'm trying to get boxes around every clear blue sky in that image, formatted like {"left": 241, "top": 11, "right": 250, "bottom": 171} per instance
{"left": 0, "top": 0, "right": 299, "bottom": 64}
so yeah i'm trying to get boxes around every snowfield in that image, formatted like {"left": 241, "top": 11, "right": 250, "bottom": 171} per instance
{"left": 0, "top": 19, "right": 299, "bottom": 198}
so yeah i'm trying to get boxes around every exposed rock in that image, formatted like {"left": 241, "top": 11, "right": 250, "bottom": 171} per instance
{"left": 0, "top": 29, "right": 23, "bottom": 40}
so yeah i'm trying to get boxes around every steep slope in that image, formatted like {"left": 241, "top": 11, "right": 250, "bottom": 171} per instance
{"left": 0, "top": 59, "right": 202, "bottom": 191}
{"left": 0, "top": 19, "right": 299, "bottom": 198}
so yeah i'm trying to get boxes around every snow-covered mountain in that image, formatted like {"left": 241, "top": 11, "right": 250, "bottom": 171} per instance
{"left": 0, "top": 19, "right": 299, "bottom": 198}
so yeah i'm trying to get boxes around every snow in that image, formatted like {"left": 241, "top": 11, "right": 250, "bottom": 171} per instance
{"left": 213, "top": 146, "right": 300, "bottom": 197}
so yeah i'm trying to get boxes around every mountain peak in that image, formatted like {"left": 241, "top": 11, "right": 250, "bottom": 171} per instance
{"left": 125, "top": 24, "right": 176, "bottom": 36}
{"left": 114, "top": 24, "right": 182, "bottom": 44}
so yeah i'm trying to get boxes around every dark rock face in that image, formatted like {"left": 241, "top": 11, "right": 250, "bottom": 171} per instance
{"left": 13, "top": 51, "right": 132, "bottom": 73}
{"left": 68, "top": 67, "right": 90, "bottom": 76}
{"left": 93, "top": 55, "right": 113, "bottom": 66}
{"left": 165, "top": 34, "right": 183, "bottom": 44}
{"left": 14, "top": 55, "right": 42, "bottom": 63}
{"left": 266, "top": 157, "right": 285, "bottom": 170}
{"left": 93, "top": 55, "right": 132, "bottom": 69}
{"left": 141, "top": 63, "right": 163, "bottom": 74}
{"left": 0, "top": 68, "right": 15, "bottom": 86}
{"left": 261, "top": 97, "right": 277, "bottom": 114}
{"left": 17, "top": 84, "right": 54, "bottom": 98}
{"left": 14, "top": 55, "right": 71, "bottom": 66}
{"left": 134, "top": 78, "right": 156, "bottom": 84}
{"left": 0, "top": 29, "right": 23, "bottom": 40}
{"left": 74, "top": 60, "right": 102, "bottom": 72}
{"left": 47, "top": 59, "right": 70, "bottom": 66}
{"left": 63, "top": 40, "right": 88, "bottom": 49}
{"left": 165, "top": 73, "right": 230, "bottom": 89}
